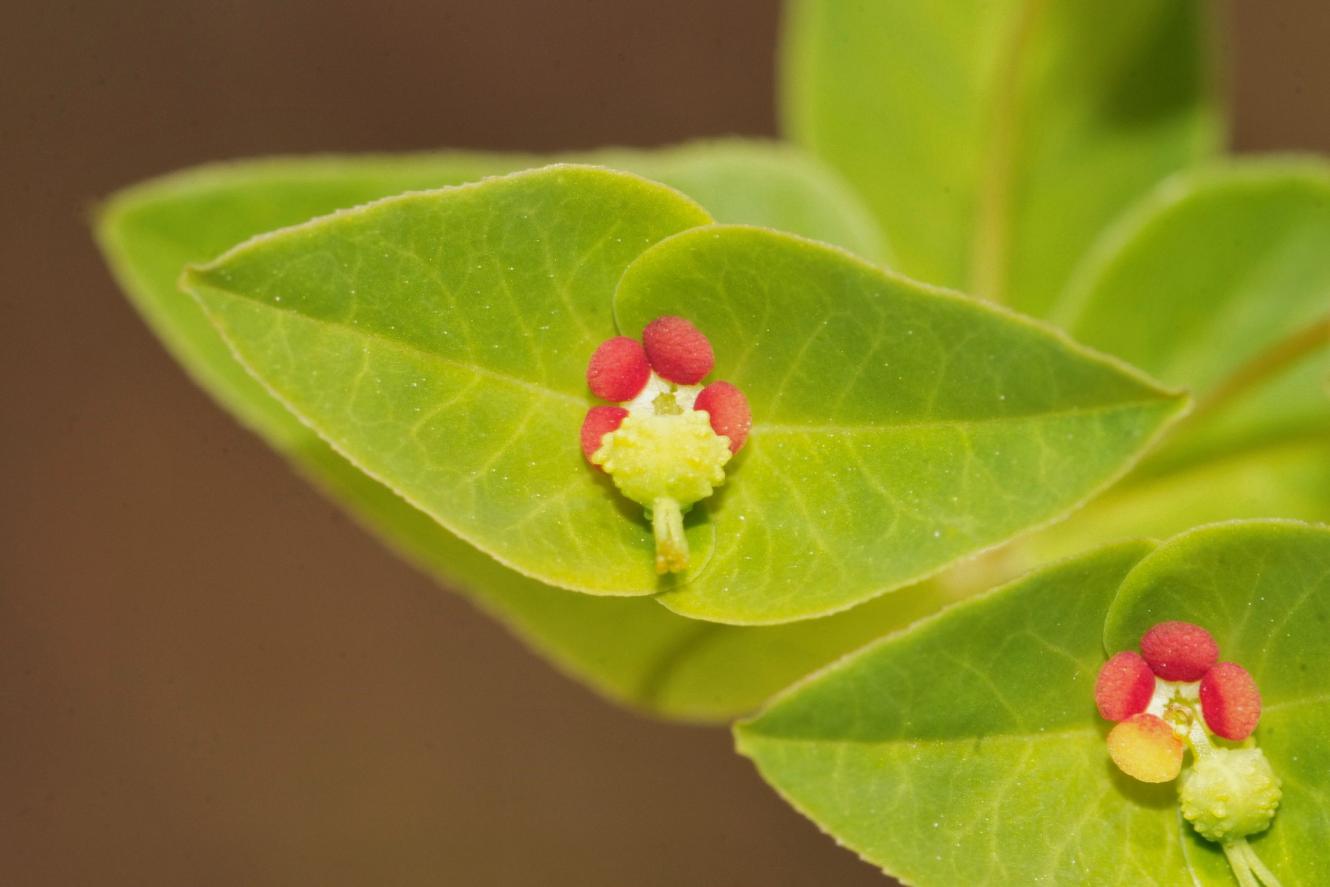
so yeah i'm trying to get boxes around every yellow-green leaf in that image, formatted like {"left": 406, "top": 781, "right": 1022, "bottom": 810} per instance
{"left": 95, "top": 146, "right": 910, "bottom": 720}
{"left": 782, "top": 0, "right": 1220, "bottom": 313}
{"left": 615, "top": 225, "right": 1186, "bottom": 622}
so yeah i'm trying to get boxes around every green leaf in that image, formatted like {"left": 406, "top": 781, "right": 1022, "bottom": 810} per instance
{"left": 782, "top": 0, "right": 1220, "bottom": 314}
{"left": 736, "top": 542, "right": 1188, "bottom": 885}
{"left": 92, "top": 143, "right": 910, "bottom": 721}
{"left": 1058, "top": 160, "right": 1330, "bottom": 456}
{"left": 1012, "top": 161, "right": 1330, "bottom": 567}
{"left": 1020, "top": 434, "right": 1330, "bottom": 569}
{"left": 598, "top": 140, "right": 887, "bottom": 262}
{"left": 96, "top": 141, "right": 883, "bottom": 451}
{"left": 738, "top": 522, "right": 1330, "bottom": 884}
{"left": 614, "top": 225, "right": 1186, "bottom": 622}
{"left": 185, "top": 165, "right": 718, "bottom": 594}
{"left": 1103, "top": 521, "right": 1330, "bottom": 886}
{"left": 304, "top": 435, "right": 960, "bottom": 721}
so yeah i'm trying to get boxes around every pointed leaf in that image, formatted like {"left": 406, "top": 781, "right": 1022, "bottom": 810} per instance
{"left": 782, "top": 0, "right": 1220, "bottom": 313}
{"left": 736, "top": 543, "right": 1200, "bottom": 885}
{"left": 614, "top": 225, "right": 1187, "bottom": 623}
{"left": 738, "top": 522, "right": 1330, "bottom": 885}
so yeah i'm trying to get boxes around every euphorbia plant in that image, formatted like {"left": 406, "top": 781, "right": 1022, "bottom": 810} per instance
{"left": 96, "top": 2, "right": 1328, "bottom": 883}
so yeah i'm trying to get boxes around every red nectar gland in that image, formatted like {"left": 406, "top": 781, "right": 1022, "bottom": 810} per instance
{"left": 694, "top": 381, "right": 752, "bottom": 453}
{"left": 580, "top": 406, "right": 628, "bottom": 464}
{"left": 581, "top": 315, "right": 748, "bottom": 574}
{"left": 642, "top": 315, "right": 715, "bottom": 385}
{"left": 1200, "top": 662, "right": 1263, "bottom": 741}
{"left": 586, "top": 336, "right": 651, "bottom": 402}
{"left": 1094, "top": 651, "right": 1156, "bottom": 722}
{"left": 1140, "top": 620, "right": 1219, "bottom": 682}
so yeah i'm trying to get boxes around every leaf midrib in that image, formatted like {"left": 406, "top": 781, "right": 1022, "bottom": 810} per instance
{"left": 196, "top": 275, "right": 1178, "bottom": 434}
{"left": 742, "top": 686, "right": 1330, "bottom": 752}
{"left": 187, "top": 276, "right": 588, "bottom": 409}
{"left": 970, "top": 0, "right": 1044, "bottom": 303}
{"left": 739, "top": 722, "right": 1098, "bottom": 749}
{"left": 753, "top": 397, "right": 1176, "bottom": 436}
{"left": 747, "top": 687, "right": 1330, "bottom": 749}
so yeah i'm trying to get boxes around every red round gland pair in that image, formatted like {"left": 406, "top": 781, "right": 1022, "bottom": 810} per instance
{"left": 586, "top": 316, "right": 715, "bottom": 400}
{"left": 582, "top": 316, "right": 751, "bottom": 457}
{"left": 1094, "top": 621, "right": 1261, "bottom": 741}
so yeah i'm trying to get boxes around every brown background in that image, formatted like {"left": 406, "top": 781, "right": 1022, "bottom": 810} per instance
{"left": 3, "top": 3, "right": 1329, "bottom": 885}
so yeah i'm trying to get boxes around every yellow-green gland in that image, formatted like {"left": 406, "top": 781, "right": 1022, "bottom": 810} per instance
{"left": 1180, "top": 748, "right": 1282, "bottom": 843}
{"left": 591, "top": 411, "right": 732, "bottom": 574}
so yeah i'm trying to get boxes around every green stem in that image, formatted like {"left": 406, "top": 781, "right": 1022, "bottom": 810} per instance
{"left": 1181, "top": 314, "right": 1330, "bottom": 431}
{"left": 1240, "top": 840, "right": 1284, "bottom": 887}
{"left": 1183, "top": 715, "right": 1216, "bottom": 761}
{"left": 970, "top": 0, "right": 1046, "bottom": 303}
{"left": 651, "top": 498, "right": 688, "bottom": 574}
{"left": 1223, "top": 841, "right": 1260, "bottom": 887}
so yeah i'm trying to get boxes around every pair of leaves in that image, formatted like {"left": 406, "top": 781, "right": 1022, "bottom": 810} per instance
{"left": 96, "top": 141, "right": 957, "bottom": 719}
{"left": 782, "top": 0, "right": 1221, "bottom": 315}
{"left": 97, "top": 143, "right": 1189, "bottom": 717}
{"left": 737, "top": 520, "right": 1330, "bottom": 885}
{"left": 182, "top": 155, "right": 1330, "bottom": 626}
{"left": 180, "top": 165, "right": 1186, "bottom": 624}
{"left": 98, "top": 152, "right": 1330, "bottom": 716}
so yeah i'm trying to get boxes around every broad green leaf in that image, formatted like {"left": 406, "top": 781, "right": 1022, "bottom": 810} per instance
{"left": 92, "top": 144, "right": 910, "bottom": 721}
{"left": 736, "top": 542, "right": 1193, "bottom": 885}
{"left": 782, "top": 0, "right": 1220, "bottom": 314}
{"left": 184, "top": 165, "right": 717, "bottom": 595}
{"left": 1103, "top": 521, "right": 1330, "bottom": 885}
{"left": 614, "top": 225, "right": 1186, "bottom": 623}
{"left": 738, "top": 522, "right": 1330, "bottom": 885}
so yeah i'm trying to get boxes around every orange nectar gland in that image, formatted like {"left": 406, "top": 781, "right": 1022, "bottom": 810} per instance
{"left": 580, "top": 317, "right": 751, "bottom": 575}
{"left": 1107, "top": 713, "right": 1184, "bottom": 783}
{"left": 1095, "top": 620, "right": 1284, "bottom": 881}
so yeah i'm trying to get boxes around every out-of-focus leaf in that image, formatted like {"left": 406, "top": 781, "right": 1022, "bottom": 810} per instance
{"left": 782, "top": 0, "right": 1219, "bottom": 314}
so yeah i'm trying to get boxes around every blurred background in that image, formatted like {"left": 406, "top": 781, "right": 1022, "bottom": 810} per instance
{"left": 3, "top": 2, "right": 1329, "bottom": 884}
